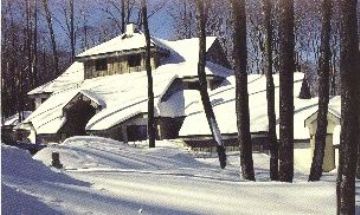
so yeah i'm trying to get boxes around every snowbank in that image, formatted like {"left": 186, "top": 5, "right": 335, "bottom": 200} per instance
{"left": 2, "top": 144, "right": 87, "bottom": 186}
{"left": 2, "top": 138, "right": 343, "bottom": 214}
{"left": 1, "top": 144, "right": 90, "bottom": 214}
{"left": 34, "top": 136, "right": 204, "bottom": 172}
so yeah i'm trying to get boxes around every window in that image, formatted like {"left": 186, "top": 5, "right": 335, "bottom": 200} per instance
{"left": 127, "top": 125, "right": 147, "bottom": 141}
{"left": 128, "top": 55, "right": 141, "bottom": 67}
{"left": 95, "top": 59, "right": 107, "bottom": 71}
{"left": 185, "top": 81, "right": 200, "bottom": 90}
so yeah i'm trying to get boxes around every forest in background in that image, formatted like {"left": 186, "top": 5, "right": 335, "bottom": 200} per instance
{"left": 1, "top": 0, "right": 359, "bottom": 118}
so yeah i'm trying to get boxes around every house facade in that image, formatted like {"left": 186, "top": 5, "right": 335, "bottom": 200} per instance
{"left": 21, "top": 24, "right": 233, "bottom": 144}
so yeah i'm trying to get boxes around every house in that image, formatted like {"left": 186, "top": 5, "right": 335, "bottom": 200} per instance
{"left": 19, "top": 24, "right": 233, "bottom": 144}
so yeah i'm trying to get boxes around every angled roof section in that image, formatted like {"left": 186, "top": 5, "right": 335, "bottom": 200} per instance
{"left": 157, "top": 37, "right": 217, "bottom": 65}
{"left": 23, "top": 69, "right": 178, "bottom": 135}
{"left": 28, "top": 62, "right": 84, "bottom": 96}
{"left": 76, "top": 31, "right": 170, "bottom": 60}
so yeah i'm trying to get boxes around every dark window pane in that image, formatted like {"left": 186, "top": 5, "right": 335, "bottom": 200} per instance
{"left": 95, "top": 59, "right": 107, "bottom": 71}
{"left": 128, "top": 55, "right": 141, "bottom": 67}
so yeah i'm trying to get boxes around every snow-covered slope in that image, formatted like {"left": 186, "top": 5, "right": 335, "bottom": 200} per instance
{"left": 34, "top": 136, "right": 204, "bottom": 172}
{"left": 3, "top": 137, "right": 343, "bottom": 214}
{"left": 1, "top": 144, "right": 90, "bottom": 214}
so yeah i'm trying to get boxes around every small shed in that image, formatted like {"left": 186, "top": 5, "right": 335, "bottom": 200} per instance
{"left": 304, "top": 108, "right": 341, "bottom": 172}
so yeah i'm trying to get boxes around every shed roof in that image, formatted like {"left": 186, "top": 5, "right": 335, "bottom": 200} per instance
{"left": 304, "top": 106, "right": 341, "bottom": 128}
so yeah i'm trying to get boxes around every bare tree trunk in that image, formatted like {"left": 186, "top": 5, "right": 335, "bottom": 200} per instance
{"left": 331, "top": 35, "right": 338, "bottom": 96}
{"left": 32, "top": 0, "right": 38, "bottom": 88}
{"left": 121, "top": 0, "right": 126, "bottom": 33}
{"left": 230, "top": 0, "right": 255, "bottom": 179}
{"left": 42, "top": 0, "right": 60, "bottom": 76}
{"left": 278, "top": 0, "right": 295, "bottom": 183}
{"left": 81, "top": 10, "right": 88, "bottom": 50}
{"left": 141, "top": 0, "right": 156, "bottom": 148}
{"left": 337, "top": 0, "right": 359, "bottom": 213}
{"left": 309, "top": 0, "right": 332, "bottom": 182}
{"left": 25, "top": 0, "right": 33, "bottom": 91}
{"left": 70, "top": 0, "right": 75, "bottom": 62}
{"left": 195, "top": 0, "right": 226, "bottom": 169}
{"left": 262, "top": 0, "right": 278, "bottom": 181}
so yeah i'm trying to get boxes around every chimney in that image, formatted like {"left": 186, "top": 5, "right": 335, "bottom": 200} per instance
{"left": 125, "top": 23, "right": 135, "bottom": 35}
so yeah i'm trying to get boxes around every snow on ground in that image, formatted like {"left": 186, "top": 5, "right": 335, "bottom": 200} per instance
{"left": 3, "top": 136, "right": 352, "bottom": 214}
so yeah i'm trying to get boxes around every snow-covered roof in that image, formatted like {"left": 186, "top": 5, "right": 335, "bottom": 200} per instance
{"left": 179, "top": 73, "right": 341, "bottom": 140}
{"left": 155, "top": 61, "right": 232, "bottom": 79}
{"left": 77, "top": 32, "right": 167, "bottom": 59}
{"left": 22, "top": 89, "right": 79, "bottom": 134}
{"left": 28, "top": 62, "right": 84, "bottom": 96}
{"left": 157, "top": 37, "right": 217, "bottom": 64}
{"left": 3, "top": 111, "right": 32, "bottom": 127}
{"left": 23, "top": 68, "right": 179, "bottom": 134}
{"left": 28, "top": 36, "right": 221, "bottom": 96}
{"left": 158, "top": 89, "right": 202, "bottom": 117}
{"left": 83, "top": 69, "right": 177, "bottom": 131}
{"left": 304, "top": 101, "right": 341, "bottom": 127}
{"left": 23, "top": 30, "right": 233, "bottom": 136}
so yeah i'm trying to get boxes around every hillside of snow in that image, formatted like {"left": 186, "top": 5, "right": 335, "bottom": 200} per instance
{"left": 3, "top": 136, "right": 353, "bottom": 214}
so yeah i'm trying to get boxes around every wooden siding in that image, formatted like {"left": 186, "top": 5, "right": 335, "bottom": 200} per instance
{"left": 84, "top": 53, "right": 158, "bottom": 79}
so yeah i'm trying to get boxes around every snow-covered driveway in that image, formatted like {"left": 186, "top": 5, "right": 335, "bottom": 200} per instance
{"left": 68, "top": 170, "right": 335, "bottom": 215}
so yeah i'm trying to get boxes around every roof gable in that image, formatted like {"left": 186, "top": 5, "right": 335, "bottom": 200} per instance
{"left": 76, "top": 32, "right": 169, "bottom": 60}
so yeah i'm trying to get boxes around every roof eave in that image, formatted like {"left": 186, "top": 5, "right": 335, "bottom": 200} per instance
{"left": 76, "top": 46, "right": 170, "bottom": 62}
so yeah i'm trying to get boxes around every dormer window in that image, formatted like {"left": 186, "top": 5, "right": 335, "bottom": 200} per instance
{"left": 95, "top": 59, "right": 107, "bottom": 71}
{"left": 128, "top": 55, "right": 141, "bottom": 67}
